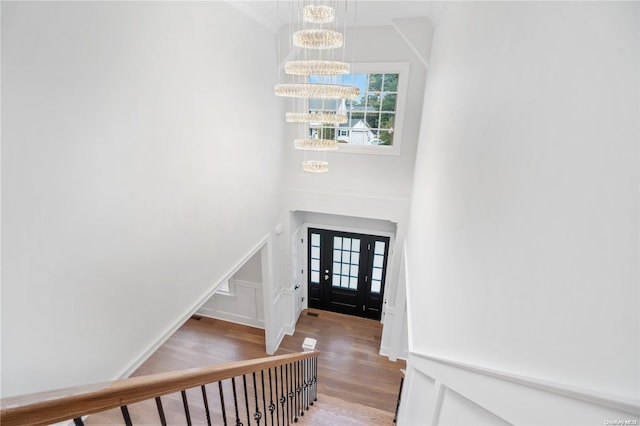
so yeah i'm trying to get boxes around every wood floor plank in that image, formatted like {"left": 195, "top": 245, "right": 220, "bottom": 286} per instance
{"left": 86, "top": 309, "right": 405, "bottom": 425}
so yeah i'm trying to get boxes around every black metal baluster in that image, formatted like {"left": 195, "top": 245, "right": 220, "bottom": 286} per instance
{"left": 232, "top": 377, "right": 243, "bottom": 426}
{"left": 155, "top": 397, "right": 167, "bottom": 426}
{"left": 181, "top": 390, "right": 193, "bottom": 426}
{"left": 261, "top": 370, "right": 268, "bottom": 426}
{"left": 253, "top": 372, "right": 262, "bottom": 425}
{"left": 202, "top": 385, "right": 212, "bottom": 426}
{"left": 286, "top": 363, "right": 291, "bottom": 426}
{"left": 313, "top": 356, "right": 318, "bottom": 403}
{"left": 120, "top": 405, "right": 133, "bottom": 426}
{"left": 269, "top": 368, "right": 277, "bottom": 426}
{"left": 73, "top": 417, "right": 84, "bottom": 426}
{"left": 243, "top": 375, "right": 251, "bottom": 426}
{"left": 296, "top": 360, "right": 303, "bottom": 419}
{"left": 279, "top": 366, "right": 286, "bottom": 426}
{"left": 302, "top": 359, "right": 309, "bottom": 415}
{"left": 219, "top": 381, "right": 229, "bottom": 426}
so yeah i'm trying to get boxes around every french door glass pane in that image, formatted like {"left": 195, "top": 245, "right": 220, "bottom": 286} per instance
{"left": 351, "top": 252, "right": 360, "bottom": 264}
{"left": 311, "top": 233, "right": 320, "bottom": 246}
{"left": 375, "top": 241, "right": 385, "bottom": 255}
{"left": 333, "top": 262, "right": 341, "bottom": 274}
{"left": 311, "top": 271, "right": 320, "bottom": 283}
{"left": 372, "top": 267, "right": 382, "bottom": 280}
{"left": 311, "top": 259, "right": 320, "bottom": 271}
{"left": 349, "top": 277, "right": 358, "bottom": 289}
{"left": 311, "top": 246, "right": 320, "bottom": 259}
{"left": 334, "top": 236, "right": 342, "bottom": 249}
{"left": 371, "top": 280, "right": 381, "bottom": 293}
{"left": 373, "top": 254, "right": 384, "bottom": 268}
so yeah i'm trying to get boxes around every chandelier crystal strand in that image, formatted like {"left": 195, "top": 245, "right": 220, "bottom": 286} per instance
{"left": 286, "top": 112, "right": 347, "bottom": 124}
{"left": 293, "top": 29, "right": 343, "bottom": 49}
{"left": 274, "top": 83, "right": 358, "bottom": 99}
{"left": 303, "top": 5, "right": 335, "bottom": 24}
{"left": 285, "top": 60, "right": 350, "bottom": 76}
{"left": 294, "top": 138, "right": 338, "bottom": 151}
{"left": 302, "top": 160, "right": 329, "bottom": 173}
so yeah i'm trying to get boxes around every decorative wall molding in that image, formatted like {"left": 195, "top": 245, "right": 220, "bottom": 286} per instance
{"left": 411, "top": 351, "right": 640, "bottom": 416}
{"left": 398, "top": 351, "right": 640, "bottom": 426}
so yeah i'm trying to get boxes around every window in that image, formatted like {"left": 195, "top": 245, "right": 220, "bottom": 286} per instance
{"left": 308, "top": 63, "right": 409, "bottom": 155}
{"left": 215, "top": 279, "right": 234, "bottom": 296}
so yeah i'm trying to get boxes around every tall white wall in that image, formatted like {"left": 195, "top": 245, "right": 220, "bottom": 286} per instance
{"left": 1, "top": 1, "right": 283, "bottom": 397}
{"left": 402, "top": 2, "right": 639, "bottom": 424}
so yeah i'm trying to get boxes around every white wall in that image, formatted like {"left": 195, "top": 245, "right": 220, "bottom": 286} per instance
{"left": 402, "top": 1, "right": 639, "bottom": 424}
{"left": 1, "top": 1, "right": 283, "bottom": 397}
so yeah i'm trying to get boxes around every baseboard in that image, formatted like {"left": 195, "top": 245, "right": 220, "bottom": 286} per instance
{"left": 197, "top": 309, "right": 265, "bottom": 330}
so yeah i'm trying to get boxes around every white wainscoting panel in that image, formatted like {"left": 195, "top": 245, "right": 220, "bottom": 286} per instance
{"left": 398, "top": 352, "right": 640, "bottom": 426}
{"left": 198, "top": 280, "right": 264, "bottom": 329}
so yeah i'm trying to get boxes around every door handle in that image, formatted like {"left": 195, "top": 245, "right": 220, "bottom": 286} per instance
{"left": 324, "top": 275, "right": 330, "bottom": 281}
{"left": 324, "top": 270, "right": 330, "bottom": 281}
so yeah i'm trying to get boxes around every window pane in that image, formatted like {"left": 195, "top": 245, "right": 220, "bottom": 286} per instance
{"left": 366, "top": 113, "right": 379, "bottom": 130}
{"left": 333, "top": 262, "right": 341, "bottom": 274}
{"left": 350, "top": 277, "right": 358, "bottom": 289}
{"left": 311, "top": 233, "right": 320, "bottom": 246}
{"left": 341, "top": 264, "right": 349, "bottom": 275}
{"left": 350, "top": 265, "right": 359, "bottom": 277}
{"left": 311, "top": 259, "right": 320, "bottom": 271}
{"left": 351, "top": 252, "right": 360, "bottom": 264}
{"left": 311, "top": 247, "right": 320, "bottom": 259}
{"left": 372, "top": 267, "right": 382, "bottom": 280}
{"left": 334, "top": 236, "right": 342, "bottom": 249}
{"left": 379, "top": 130, "right": 393, "bottom": 146}
{"left": 333, "top": 249, "right": 341, "bottom": 261}
{"left": 343, "top": 238, "right": 351, "bottom": 251}
{"left": 341, "top": 275, "right": 349, "bottom": 287}
{"left": 373, "top": 254, "right": 384, "bottom": 268}
{"left": 342, "top": 251, "right": 350, "bottom": 263}
{"left": 333, "top": 275, "right": 339, "bottom": 287}
{"left": 383, "top": 73, "right": 399, "bottom": 91}
{"left": 352, "top": 239, "right": 360, "bottom": 251}
{"left": 381, "top": 94, "right": 397, "bottom": 112}
{"left": 375, "top": 241, "right": 385, "bottom": 255}
{"left": 371, "top": 280, "right": 381, "bottom": 293}
{"left": 381, "top": 113, "right": 395, "bottom": 129}
{"left": 368, "top": 74, "right": 383, "bottom": 91}
{"left": 311, "top": 271, "right": 320, "bottom": 283}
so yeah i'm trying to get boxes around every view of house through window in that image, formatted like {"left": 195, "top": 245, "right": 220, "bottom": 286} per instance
{"left": 309, "top": 72, "right": 400, "bottom": 146}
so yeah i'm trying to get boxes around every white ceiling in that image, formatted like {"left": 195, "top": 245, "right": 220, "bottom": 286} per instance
{"left": 227, "top": 1, "right": 442, "bottom": 33}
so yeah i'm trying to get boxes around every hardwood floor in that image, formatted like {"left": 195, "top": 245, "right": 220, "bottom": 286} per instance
{"left": 86, "top": 309, "right": 405, "bottom": 425}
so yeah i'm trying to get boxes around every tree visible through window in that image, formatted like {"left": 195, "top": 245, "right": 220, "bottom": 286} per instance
{"left": 309, "top": 72, "right": 400, "bottom": 146}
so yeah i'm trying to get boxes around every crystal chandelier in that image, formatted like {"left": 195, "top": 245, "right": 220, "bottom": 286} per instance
{"left": 274, "top": 1, "right": 358, "bottom": 173}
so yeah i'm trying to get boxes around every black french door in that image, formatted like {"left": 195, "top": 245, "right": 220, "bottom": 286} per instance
{"left": 307, "top": 228, "right": 390, "bottom": 320}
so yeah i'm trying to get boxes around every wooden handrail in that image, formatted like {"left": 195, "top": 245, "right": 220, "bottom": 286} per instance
{"left": 1, "top": 350, "right": 319, "bottom": 426}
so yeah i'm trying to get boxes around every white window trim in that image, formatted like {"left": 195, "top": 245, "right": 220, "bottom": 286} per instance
{"left": 332, "top": 62, "right": 410, "bottom": 156}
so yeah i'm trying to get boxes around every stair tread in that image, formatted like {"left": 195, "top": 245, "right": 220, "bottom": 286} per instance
{"left": 297, "top": 393, "right": 395, "bottom": 425}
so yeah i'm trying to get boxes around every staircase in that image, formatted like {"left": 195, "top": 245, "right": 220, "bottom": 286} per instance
{"left": 0, "top": 352, "right": 319, "bottom": 426}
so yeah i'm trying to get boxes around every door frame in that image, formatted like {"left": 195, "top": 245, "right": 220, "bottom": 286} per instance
{"left": 301, "top": 222, "right": 395, "bottom": 320}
